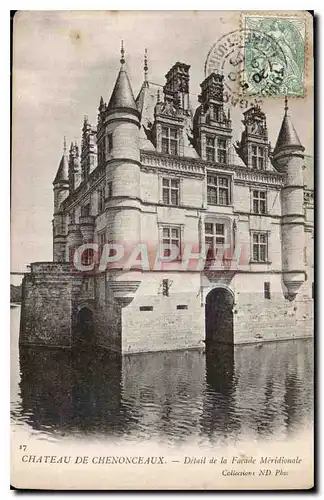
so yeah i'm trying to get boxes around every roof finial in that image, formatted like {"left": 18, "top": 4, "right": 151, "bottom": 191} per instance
{"left": 284, "top": 96, "right": 288, "bottom": 116}
{"left": 63, "top": 136, "right": 67, "bottom": 154}
{"left": 144, "top": 48, "right": 148, "bottom": 86}
{"left": 120, "top": 40, "right": 125, "bottom": 66}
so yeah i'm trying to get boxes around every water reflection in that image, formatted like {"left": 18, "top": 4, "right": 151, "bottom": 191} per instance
{"left": 12, "top": 337, "right": 313, "bottom": 444}
{"left": 17, "top": 347, "right": 140, "bottom": 437}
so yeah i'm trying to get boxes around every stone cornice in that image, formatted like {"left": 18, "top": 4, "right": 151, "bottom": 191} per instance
{"left": 140, "top": 150, "right": 205, "bottom": 178}
{"left": 30, "top": 262, "right": 71, "bottom": 274}
{"left": 234, "top": 169, "right": 284, "bottom": 188}
{"left": 140, "top": 150, "right": 285, "bottom": 187}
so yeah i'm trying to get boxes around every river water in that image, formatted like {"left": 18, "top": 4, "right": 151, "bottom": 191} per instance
{"left": 11, "top": 305, "right": 314, "bottom": 446}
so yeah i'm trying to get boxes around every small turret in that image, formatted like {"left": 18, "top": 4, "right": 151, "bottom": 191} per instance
{"left": 53, "top": 138, "right": 69, "bottom": 261}
{"left": 81, "top": 116, "right": 97, "bottom": 182}
{"left": 272, "top": 98, "right": 306, "bottom": 300}
{"left": 53, "top": 137, "right": 69, "bottom": 213}
{"left": 69, "top": 141, "right": 81, "bottom": 191}
{"left": 136, "top": 48, "right": 149, "bottom": 115}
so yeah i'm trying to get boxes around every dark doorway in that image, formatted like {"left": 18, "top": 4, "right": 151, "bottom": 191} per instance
{"left": 75, "top": 307, "right": 94, "bottom": 346}
{"left": 205, "top": 288, "right": 234, "bottom": 346}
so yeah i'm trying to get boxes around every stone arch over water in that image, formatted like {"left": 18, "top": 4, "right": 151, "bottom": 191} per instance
{"left": 205, "top": 287, "right": 234, "bottom": 345}
{"left": 75, "top": 306, "right": 94, "bottom": 346}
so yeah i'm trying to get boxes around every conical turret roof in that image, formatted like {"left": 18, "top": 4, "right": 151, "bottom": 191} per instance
{"left": 107, "top": 66, "right": 137, "bottom": 112}
{"left": 107, "top": 41, "right": 138, "bottom": 113}
{"left": 53, "top": 138, "right": 69, "bottom": 184}
{"left": 273, "top": 99, "right": 304, "bottom": 155}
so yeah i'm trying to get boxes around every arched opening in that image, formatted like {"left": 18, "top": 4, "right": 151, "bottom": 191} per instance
{"left": 205, "top": 287, "right": 234, "bottom": 346}
{"left": 75, "top": 307, "right": 94, "bottom": 346}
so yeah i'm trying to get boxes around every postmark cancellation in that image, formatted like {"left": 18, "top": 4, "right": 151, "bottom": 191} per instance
{"left": 204, "top": 12, "right": 308, "bottom": 99}
{"left": 242, "top": 13, "right": 306, "bottom": 97}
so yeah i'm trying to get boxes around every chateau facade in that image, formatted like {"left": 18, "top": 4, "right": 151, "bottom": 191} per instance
{"left": 20, "top": 46, "right": 314, "bottom": 354}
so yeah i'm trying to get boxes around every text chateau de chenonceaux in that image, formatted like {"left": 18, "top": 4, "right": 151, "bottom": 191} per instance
{"left": 19, "top": 45, "right": 314, "bottom": 354}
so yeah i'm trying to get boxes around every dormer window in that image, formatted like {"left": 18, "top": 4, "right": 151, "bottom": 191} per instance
{"left": 251, "top": 145, "right": 265, "bottom": 169}
{"left": 217, "top": 138, "right": 227, "bottom": 164}
{"left": 206, "top": 136, "right": 215, "bottom": 162}
{"left": 161, "top": 126, "right": 178, "bottom": 155}
{"left": 206, "top": 135, "right": 227, "bottom": 164}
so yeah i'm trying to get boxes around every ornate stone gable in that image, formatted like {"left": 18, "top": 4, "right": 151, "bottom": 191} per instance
{"left": 234, "top": 104, "right": 271, "bottom": 169}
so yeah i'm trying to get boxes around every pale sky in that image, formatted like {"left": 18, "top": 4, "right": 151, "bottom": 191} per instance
{"left": 11, "top": 11, "right": 313, "bottom": 275}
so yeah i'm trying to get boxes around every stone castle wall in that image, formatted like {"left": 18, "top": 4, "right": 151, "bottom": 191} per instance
{"left": 19, "top": 265, "right": 313, "bottom": 353}
{"left": 121, "top": 272, "right": 205, "bottom": 354}
{"left": 232, "top": 274, "right": 313, "bottom": 344}
{"left": 20, "top": 269, "right": 73, "bottom": 347}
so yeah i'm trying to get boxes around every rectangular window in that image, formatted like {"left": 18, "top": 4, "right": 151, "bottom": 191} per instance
{"left": 98, "top": 231, "right": 106, "bottom": 260}
{"left": 206, "top": 136, "right": 215, "bottom": 162}
{"left": 107, "top": 181, "right": 113, "bottom": 199}
{"left": 205, "top": 222, "right": 226, "bottom": 260}
{"left": 206, "top": 136, "right": 227, "bottom": 164}
{"left": 139, "top": 306, "right": 153, "bottom": 311}
{"left": 108, "top": 133, "right": 113, "bottom": 152}
{"left": 161, "top": 126, "right": 178, "bottom": 155}
{"left": 98, "top": 185, "right": 105, "bottom": 213}
{"left": 97, "top": 145, "right": 101, "bottom": 167}
{"left": 69, "top": 247, "right": 74, "bottom": 263}
{"left": 251, "top": 145, "right": 265, "bottom": 169}
{"left": 81, "top": 203, "right": 91, "bottom": 217}
{"left": 82, "top": 248, "right": 94, "bottom": 266}
{"left": 102, "top": 135, "right": 106, "bottom": 164}
{"left": 69, "top": 210, "right": 75, "bottom": 224}
{"left": 207, "top": 175, "right": 230, "bottom": 206}
{"left": 264, "top": 281, "right": 271, "bottom": 299}
{"left": 162, "top": 226, "right": 180, "bottom": 258}
{"left": 217, "top": 138, "right": 227, "bottom": 164}
{"left": 252, "top": 232, "right": 268, "bottom": 262}
{"left": 252, "top": 190, "right": 266, "bottom": 214}
{"left": 177, "top": 305, "right": 188, "bottom": 310}
{"left": 162, "top": 178, "right": 179, "bottom": 206}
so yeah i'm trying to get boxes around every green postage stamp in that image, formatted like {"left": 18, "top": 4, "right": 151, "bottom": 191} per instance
{"left": 242, "top": 14, "right": 306, "bottom": 97}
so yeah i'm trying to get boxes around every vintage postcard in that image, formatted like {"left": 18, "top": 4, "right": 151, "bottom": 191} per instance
{"left": 11, "top": 10, "right": 314, "bottom": 490}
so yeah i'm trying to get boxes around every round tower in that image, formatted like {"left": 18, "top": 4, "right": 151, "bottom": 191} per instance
{"left": 98, "top": 42, "right": 141, "bottom": 251}
{"left": 272, "top": 98, "right": 306, "bottom": 300}
{"left": 53, "top": 138, "right": 69, "bottom": 262}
